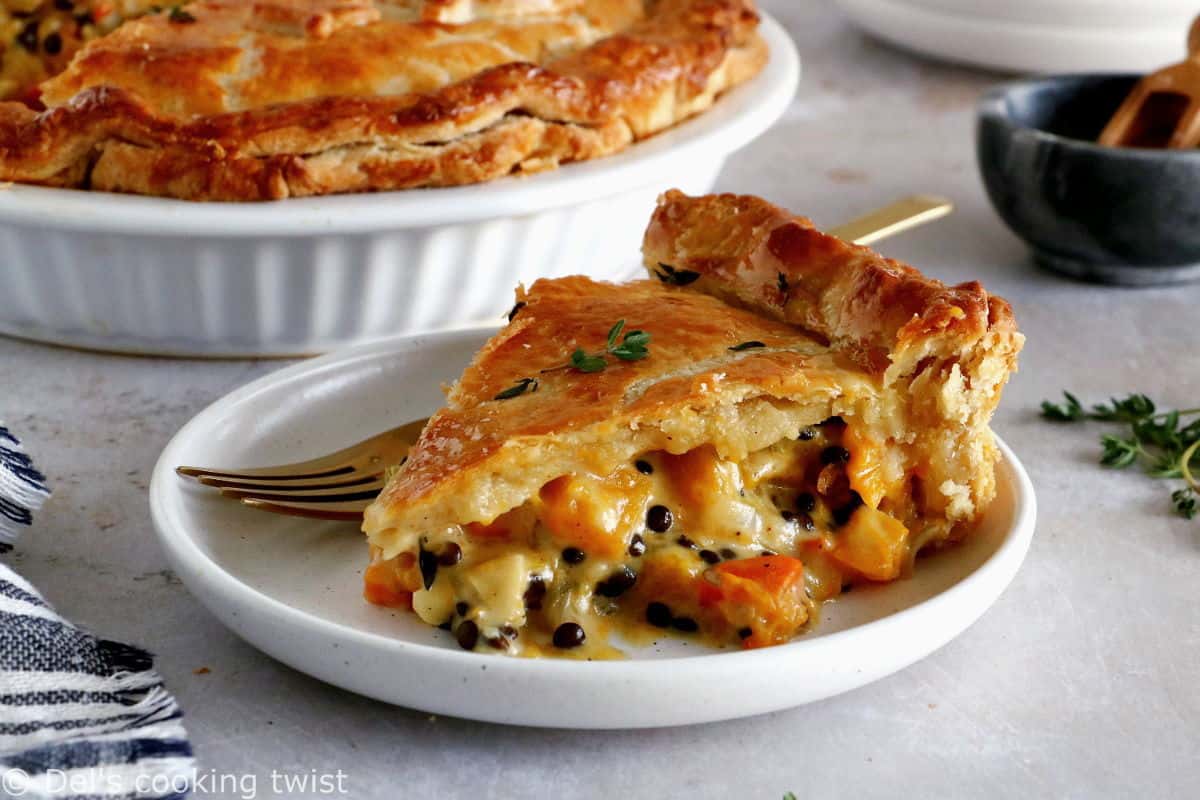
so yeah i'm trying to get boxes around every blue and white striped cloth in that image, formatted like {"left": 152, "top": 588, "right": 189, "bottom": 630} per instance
{"left": 0, "top": 424, "right": 194, "bottom": 799}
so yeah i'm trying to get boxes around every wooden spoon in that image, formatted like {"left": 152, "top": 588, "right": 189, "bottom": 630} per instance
{"left": 1099, "top": 15, "right": 1200, "bottom": 149}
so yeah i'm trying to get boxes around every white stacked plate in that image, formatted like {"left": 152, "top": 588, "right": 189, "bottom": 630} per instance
{"left": 0, "top": 14, "right": 798, "bottom": 358}
{"left": 833, "top": 0, "right": 1195, "bottom": 73}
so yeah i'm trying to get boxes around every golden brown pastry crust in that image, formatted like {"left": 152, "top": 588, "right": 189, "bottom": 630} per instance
{"left": 643, "top": 190, "right": 1024, "bottom": 525}
{"left": 364, "top": 192, "right": 1023, "bottom": 558}
{"left": 643, "top": 189, "right": 1019, "bottom": 377}
{"left": 0, "top": 0, "right": 766, "bottom": 200}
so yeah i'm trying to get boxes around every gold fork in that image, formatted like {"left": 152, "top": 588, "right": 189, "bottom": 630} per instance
{"left": 177, "top": 195, "right": 953, "bottom": 521}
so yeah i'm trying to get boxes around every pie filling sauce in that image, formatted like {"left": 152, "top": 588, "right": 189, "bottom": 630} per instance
{"left": 0, "top": 1, "right": 160, "bottom": 104}
{"left": 364, "top": 418, "right": 919, "bottom": 658}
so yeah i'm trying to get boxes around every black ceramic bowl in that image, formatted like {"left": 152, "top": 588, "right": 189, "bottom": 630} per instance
{"left": 978, "top": 74, "right": 1200, "bottom": 285}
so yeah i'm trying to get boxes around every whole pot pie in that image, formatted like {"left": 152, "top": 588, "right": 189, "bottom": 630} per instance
{"left": 0, "top": 0, "right": 767, "bottom": 200}
{"left": 361, "top": 191, "right": 1024, "bottom": 658}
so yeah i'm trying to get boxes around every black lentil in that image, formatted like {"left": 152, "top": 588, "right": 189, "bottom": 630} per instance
{"left": 635, "top": 459, "right": 654, "bottom": 475}
{"left": 699, "top": 549, "right": 721, "bottom": 565}
{"left": 737, "top": 626, "right": 753, "bottom": 639}
{"left": 719, "top": 547, "right": 738, "bottom": 560}
{"left": 671, "top": 616, "right": 699, "bottom": 633}
{"left": 43, "top": 32, "right": 63, "bottom": 55}
{"left": 781, "top": 510, "right": 798, "bottom": 523}
{"left": 797, "top": 512, "right": 816, "bottom": 532}
{"left": 676, "top": 535, "right": 696, "bottom": 550}
{"left": 455, "top": 620, "right": 479, "bottom": 650}
{"left": 500, "top": 625, "right": 518, "bottom": 639}
{"left": 646, "top": 504, "right": 673, "bottom": 532}
{"left": 437, "top": 620, "right": 452, "bottom": 632}
{"left": 562, "top": 546, "right": 586, "bottom": 565}
{"left": 523, "top": 577, "right": 546, "bottom": 611}
{"left": 796, "top": 492, "right": 816, "bottom": 513}
{"left": 820, "top": 445, "right": 851, "bottom": 465}
{"left": 833, "top": 490, "right": 864, "bottom": 526}
{"left": 595, "top": 566, "right": 637, "bottom": 598}
{"left": 486, "top": 635, "right": 508, "bottom": 650}
{"left": 645, "top": 602, "right": 672, "bottom": 628}
{"left": 820, "top": 416, "right": 844, "bottom": 427}
{"left": 797, "top": 427, "right": 817, "bottom": 441}
{"left": 437, "top": 542, "right": 463, "bottom": 567}
{"left": 418, "top": 547, "right": 438, "bottom": 590}
{"left": 628, "top": 534, "right": 646, "bottom": 557}
{"left": 16, "top": 22, "right": 39, "bottom": 52}
{"left": 552, "top": 622, "right": 586, "bottom": 649}
{"left": 455, "top": 601, "right": 469, "bottom": 617}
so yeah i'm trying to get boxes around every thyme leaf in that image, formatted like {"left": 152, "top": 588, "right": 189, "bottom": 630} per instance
{"left": 494, "top": 377, "right": 538, "bottom": 400}
{"left": 654, "top": 263, "right": 701, "bottom": 286}
{"left": 570, "top": 349, "right": 607, "bottom": 373}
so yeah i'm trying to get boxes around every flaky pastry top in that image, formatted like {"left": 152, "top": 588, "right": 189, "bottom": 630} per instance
{"left": 366, "top": 274, "right": 861, "bottom": 546}
{"left": 643, "top": 189, "right": 1020, "bottom": 379}
{"left": 0, "top": 0, "right": 766, "bottom": 199}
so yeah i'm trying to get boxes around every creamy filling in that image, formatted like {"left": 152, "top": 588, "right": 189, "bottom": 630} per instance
{"left": 364, "top": 418, "right": 921, "bottom": 658}
{"left": 0, "top": 1, "right": 162, "bottom": 101}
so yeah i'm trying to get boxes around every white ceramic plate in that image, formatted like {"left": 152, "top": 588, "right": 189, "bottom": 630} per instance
{"left": 150, "top": 327, "right": 1037, "bottom": 729}
{"left": 0, "top": 15, "right": 798, "bottom": 357}
{"left": 834, "top": 0, "right": 1194, "bottom": 74}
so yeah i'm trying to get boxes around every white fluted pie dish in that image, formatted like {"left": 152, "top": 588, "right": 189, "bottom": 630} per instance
{"left": 0, "top": 14, "right": 797, "bottom": 358}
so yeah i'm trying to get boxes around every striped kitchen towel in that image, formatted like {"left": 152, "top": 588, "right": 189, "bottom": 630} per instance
{"left": 0, "top": 426, "right": 50, "bottom": 553}
{"left": 0, "top": 424, "right": 194, "bottom": 799}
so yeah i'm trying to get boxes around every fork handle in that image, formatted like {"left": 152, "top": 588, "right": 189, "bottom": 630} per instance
{"left": 827, "top": 195, "right": 953, "bottom": 247}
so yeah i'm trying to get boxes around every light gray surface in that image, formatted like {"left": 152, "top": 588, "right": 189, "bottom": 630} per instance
{"left": 3, "top": 2, "right": 1198, "bottom": 797}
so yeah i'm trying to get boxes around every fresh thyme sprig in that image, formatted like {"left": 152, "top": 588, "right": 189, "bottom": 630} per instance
{"left": 1041, "top": 391, "right": 1200, "bottom": 518}
{"left": 544, "top": 319, "right": 651, "bottom": 374}
{"left": 493, "top": 321, "right": 651, "bottom": 400}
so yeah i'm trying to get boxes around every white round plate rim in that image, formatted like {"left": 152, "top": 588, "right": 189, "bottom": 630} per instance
{"left": 150, "top": 327, "right": 1036, "bottom": 728}
{"left": 1, "top": 14, "right": 797, "bottom": 238}
{"left": 831, "top": 0, "right": 1192, "bottom": 74}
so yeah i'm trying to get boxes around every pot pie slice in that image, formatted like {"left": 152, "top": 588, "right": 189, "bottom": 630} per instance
{"left": 361, "top": 192, "right": 1022, "bottom": 658}
{"left": 0, "top": 0, "right": 766, "bottom": 200}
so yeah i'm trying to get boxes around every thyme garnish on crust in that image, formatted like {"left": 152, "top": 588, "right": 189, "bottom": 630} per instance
{"left": 494, "top": 377, "right": 539, "bottom": 400}
{"left": 544, "top": 319, "right": 651, "bottom": 374}
{"left": 653, "top": 263, "right": 701, "bottom": 286}
{"left": 494, "top": 321, "right": 650, "bottom": 400}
